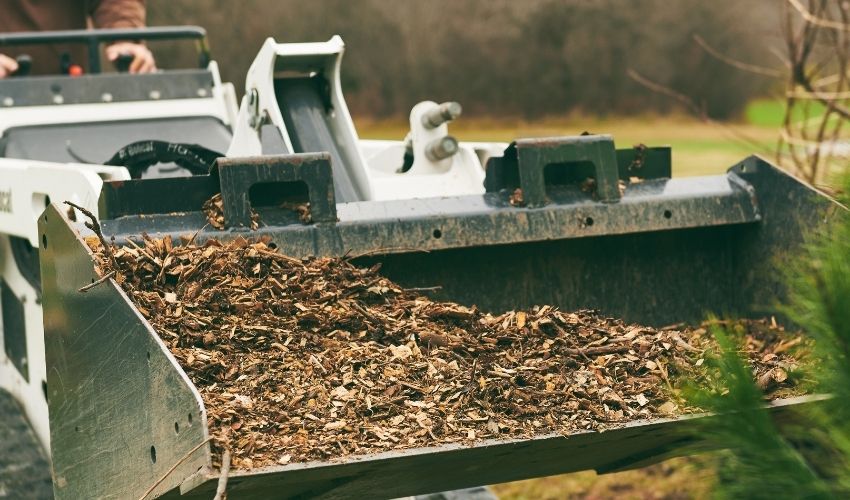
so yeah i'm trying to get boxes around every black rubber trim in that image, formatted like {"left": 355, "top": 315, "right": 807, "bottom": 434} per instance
{"left": 10, "top": 236, "right": 41, "bottom": 295}
{"left": 105, "top": 140, "right": 223, "bottom": 179}
{"left": 1, "top": 277, "right": 28, "bottom": 381}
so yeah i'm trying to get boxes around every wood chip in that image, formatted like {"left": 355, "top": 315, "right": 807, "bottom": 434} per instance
{"left": 90, "top": 236, "right": 811, "bottom": 470}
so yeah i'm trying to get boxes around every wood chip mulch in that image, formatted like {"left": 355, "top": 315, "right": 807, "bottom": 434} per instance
{"left": 202, "top": 193, "right": 260, "bottom": 230}
{"left": 85, "top": 235, "right": 811, "bottom": 470}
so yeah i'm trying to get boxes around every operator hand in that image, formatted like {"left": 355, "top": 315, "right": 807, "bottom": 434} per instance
{"left": 0, "top": 53, "right": 19, "bottom": 78}
{"left": 106, "top": 42, "right": 156, "bottom": 74}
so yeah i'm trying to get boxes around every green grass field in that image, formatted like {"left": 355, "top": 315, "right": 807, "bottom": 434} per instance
{"left": 356, "top": 113, "right": 779, "bottom": 178}
{"left": 745, "top": 98, "right": 827, "bottom": 127}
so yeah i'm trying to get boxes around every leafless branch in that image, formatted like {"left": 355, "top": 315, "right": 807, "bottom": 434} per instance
{"left": 693, "top": 34, "right": 783, "bottom": 77}
{"left": 787, "top": 88, "right": 850, "bottom": 99}
{"left": 64, "top": 201, "right": 119, "bottom": 270}
{"left": 78, "top": 271, "right": 116, "bottom": 293}
{"left": 627, "top": 69, "right": 775, "bottom": 157}
{"left": 787, "top": 0, "right": 850, "bottom": 31}
{"left": 626, "top": 69, "right": 702, "bottom": 114}
{"left": 213, "top": 449, "right": 231, "bottom": 500}
{"left": 137, "top": 437, "right": 212, "bottom": 500}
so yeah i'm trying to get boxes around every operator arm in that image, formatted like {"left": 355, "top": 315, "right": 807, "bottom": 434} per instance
{"left": 0, "top": 54, "right": 19, "bottom": 78}
{"left": 90, "top": 0, "right": 156, "bottom": 73}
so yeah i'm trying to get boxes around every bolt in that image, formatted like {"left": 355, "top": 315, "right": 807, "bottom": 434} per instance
{"left": 425, "top": 136, "right": 459, "bottom": 162}
{"left": 421, "top": 102, "right": 462, "bottom": 129}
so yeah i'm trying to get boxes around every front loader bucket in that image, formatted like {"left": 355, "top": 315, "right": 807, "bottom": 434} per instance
{"left": 41, "top": 135, "right": 842, "bottom": 498}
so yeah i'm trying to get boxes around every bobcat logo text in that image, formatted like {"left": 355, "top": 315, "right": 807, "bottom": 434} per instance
{"left": 0, "top": 189, "right": 11, "bottom": 213}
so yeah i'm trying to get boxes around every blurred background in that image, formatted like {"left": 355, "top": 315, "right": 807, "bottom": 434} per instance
{"left": 145, "top": 1, "right": 845, "bottom": 497}
{"left": 147, "top": 0, "right": 814, "bottom": 181}
{"left": 150, "top": 0, "right": 774, "bottom": 119}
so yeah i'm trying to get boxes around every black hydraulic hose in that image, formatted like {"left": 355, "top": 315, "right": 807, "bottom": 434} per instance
{"left": 105, "top": 140, "right": 223, "bottom": 179}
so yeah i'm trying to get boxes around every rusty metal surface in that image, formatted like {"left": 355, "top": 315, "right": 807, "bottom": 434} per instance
{"left": 39, "top": 206, "right": 211, "bottom": 500}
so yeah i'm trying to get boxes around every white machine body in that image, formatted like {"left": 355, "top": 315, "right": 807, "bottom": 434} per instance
{"left": 227, "top": 37, "right": 492, "bottom": 202}
{"left": 0, "top": 61, "right": 238, "bottom": 451}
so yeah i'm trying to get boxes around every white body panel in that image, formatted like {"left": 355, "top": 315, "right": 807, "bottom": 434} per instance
{"left": 0, "top": 160, "right": 129, "bottom": 246}
{"left": 0, "top": 161, "right": 129, "bottom": 449}
{"left": 0, "top": 62, "right": 237, "bottom": 136}
{"left": 0, "top": 61, "right": 237, "bottom": 453}
{"left": 228, "top": 37, "right": 374, "bottom": 201}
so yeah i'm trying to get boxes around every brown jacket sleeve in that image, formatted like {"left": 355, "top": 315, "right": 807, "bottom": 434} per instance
{"left": 88, "top": 0, "right": 146, "bottom": 29}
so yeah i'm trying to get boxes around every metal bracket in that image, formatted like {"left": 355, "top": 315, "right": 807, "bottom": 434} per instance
{"left": 247, "top": 88, "right": 263, "bottom": 130}
{"left": 516, "top": 135, "right": 621, "bottom": 207}
{"left": 216, "top": 153, "right": 337, "bottom": 228}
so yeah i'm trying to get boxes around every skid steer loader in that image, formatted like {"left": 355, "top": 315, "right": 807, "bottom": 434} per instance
{"left": 1, "top": 26, "right": 843, "bottom": 499}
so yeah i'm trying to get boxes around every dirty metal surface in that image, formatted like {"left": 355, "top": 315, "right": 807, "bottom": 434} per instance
{"left": 484, "top": 142, "right": 671, "bottom": 195}
{"left": 162, "top": 396, "right": 821, "bottom": 500}
{"left": 0, "top": 389, "right": 53, "bottom": 499}
{"left": 101, "top": 171, "right": 761, "bottom": 257}
{"left": 39, "top": 206, "right": 211, "bottom": 500}
{"left": 345, "top": 158, "right": 837, "bottom": 327}
{"left": 216, "top": 153, "right": 336, "bottom": 227}
{"left": 730, "top": 156, "right": 843, "bottom": 323}
{"left": 516, "top": 135, "right": 622, "bottom": 205}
